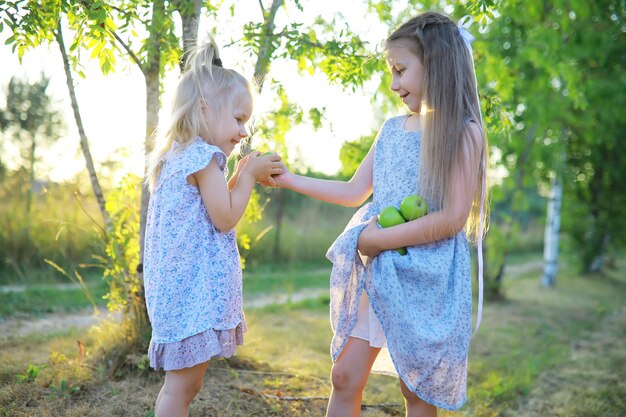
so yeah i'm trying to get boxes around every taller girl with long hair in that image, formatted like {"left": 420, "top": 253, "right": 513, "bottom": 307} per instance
{"left": 273, "top": 11, "right": 489, "bottom": 417}
{"left": 143, "top": 35, "right": 282, "bottom": 417}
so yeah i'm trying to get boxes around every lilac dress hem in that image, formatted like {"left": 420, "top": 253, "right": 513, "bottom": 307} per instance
{"left": 148, "top": 322, "right": 247, "bottom": 371}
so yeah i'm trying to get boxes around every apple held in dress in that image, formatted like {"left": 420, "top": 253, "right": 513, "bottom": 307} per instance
{"left": 377, "top": 206, "right": 408, "bottom": 255}
{"left": 399, "top": 194, "right": 429, "bottom": 221}
{"left": 376, "top": 195, "right": 429, "bottom": 256}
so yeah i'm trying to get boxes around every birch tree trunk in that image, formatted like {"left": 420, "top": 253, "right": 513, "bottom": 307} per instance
{"left": 542, "top": 177, "right": 562, "bottom": 287}
{"left": 55, "top": 19, "right": 110, "bottom": 226}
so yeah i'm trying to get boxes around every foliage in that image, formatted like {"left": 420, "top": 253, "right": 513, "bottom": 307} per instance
{"left": 244, "top": 17, "right": 382, "bottom": 91}
{"left": 0, "top": 75, "right": 63, "bottom": 164}
{"left": 96, "top": 174, "right": 146, "bottom": 341}
{"left": 0, "top": 0, "right": 180, "bottom": 76}
{"left": 49, "top": 379, "right": 81, "bottom": 398}
{"left": 15, "top": 364, "right": 45, "bottom": 383}
{"left": 338, "top": 131, "right": 376, "bottom": 179}
{"left": 481, "top": 0, "right": 626, "bottom": 273}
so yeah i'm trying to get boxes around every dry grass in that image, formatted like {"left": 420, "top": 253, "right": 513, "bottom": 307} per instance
{"left": 0, "top": 301, "right": 403, "bottom": 417}
{"left": 1, "top": 262, "right": 625, "bottom": 417}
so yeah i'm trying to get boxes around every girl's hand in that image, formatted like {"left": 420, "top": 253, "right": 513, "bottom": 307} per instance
{"left": 234, "top": 154, "right": 251, "bottom": 176}
{"left": 357, "top": 216, "right": 382, "bottom": 258}
{"left": 244, "top": 151, "right": 283, "bottom": 182}
{"left": 270, "top": 161, "right": 295, "bottom": 188}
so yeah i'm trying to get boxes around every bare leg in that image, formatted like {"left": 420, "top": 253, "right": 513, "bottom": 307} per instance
{"left": 326, "top": 337, "right": 381, "bottom": 417}
{"left": 155, "top": 384, "right": 164, "bottom": 413}
{"left": 399, "top": 378, "right": 437, "bottom": 417}
{"left": 155, "top": 361, "right": 209, "bottom": 417}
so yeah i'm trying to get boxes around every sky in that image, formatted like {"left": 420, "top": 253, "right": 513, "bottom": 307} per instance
{"left": 0, "top": 1, "right": 398, "bottom": 183}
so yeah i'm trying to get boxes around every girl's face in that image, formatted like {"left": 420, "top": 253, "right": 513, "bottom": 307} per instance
{"left": 387, "top": 40, "right": 425, "bottom": 114}
{"left": 213, "top": 89, "right": 252, "bottom": 156}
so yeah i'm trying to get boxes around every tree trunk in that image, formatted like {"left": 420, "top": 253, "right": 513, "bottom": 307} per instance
{"left": 176, "top": 0, "right": 203, "bottom": 70}
{"left": 588, "top": 234, "right": 610, "bottom": 273}
{"left": 542, "top": 177, "right": 562, "bottom": 287}
{"left": 55, "top": 19, "right": 110, "bottom": 225}
{"left": 139, "top": 0, "right": 165, "bottom": 269}
{"left": 253, "top": 0, "right": 283, "bottom": 92}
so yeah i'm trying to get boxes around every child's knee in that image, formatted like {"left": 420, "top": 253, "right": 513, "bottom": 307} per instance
{"left": 400, "top": 380, "right": 420, "bottom": 404}
{"left": 330, "top": 363, "right": 362, "bottom": 392}
{"left": 164, "top": 375, "right": 203, "bottom": 401}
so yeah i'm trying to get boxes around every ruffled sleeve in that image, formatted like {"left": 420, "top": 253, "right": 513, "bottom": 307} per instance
{"left": 154, "top": 139, "right": 229, "bottom": 192}
{"left": 182, "top": 138, "right": 228, "bottom": 178}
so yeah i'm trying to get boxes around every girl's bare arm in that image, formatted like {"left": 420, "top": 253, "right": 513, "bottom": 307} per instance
{"left": 274, "top": 141, "right": 376, "bottom": 207}
{"left": 358, "top": 123, "right": 484, "bottom": 256}
{"left": 193, "top": 154, "right": 280, "bottom": 232}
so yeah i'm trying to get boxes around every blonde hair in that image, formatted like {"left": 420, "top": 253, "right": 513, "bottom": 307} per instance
{"left": 146, "top": 35, "right": 252, "bottom": 191}
{"left": 386, "top": 11, "right": 489, "bottom": 242}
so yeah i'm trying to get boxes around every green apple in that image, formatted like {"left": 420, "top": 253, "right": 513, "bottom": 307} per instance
{"left": 400, "top": 194, "right": 429, "bottom": 221}
{"left": 378, "top": 206, "right": 406, "bottom": 228}
{"left": 377, "top": 206, "right": 408, "bottom": 255}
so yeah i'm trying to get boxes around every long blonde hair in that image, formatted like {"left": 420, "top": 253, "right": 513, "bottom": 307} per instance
{"left": 146, "top": 35, "right": 252, "bottom": 192}
{"left": 386, "top": 12, "right": 489, "bottom": 242}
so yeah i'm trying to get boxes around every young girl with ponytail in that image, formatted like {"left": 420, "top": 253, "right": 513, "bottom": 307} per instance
{"left": 143, "top": 35, "right": 282, "bottom": 417}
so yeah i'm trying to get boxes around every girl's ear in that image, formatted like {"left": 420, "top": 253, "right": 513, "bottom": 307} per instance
{"left": 199, "top": 98, "right": 209, "bottom": 114}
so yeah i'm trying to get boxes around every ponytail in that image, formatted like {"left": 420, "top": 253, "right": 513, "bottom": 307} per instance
{"left": 146, "top": 34, "right": 251, "bottom": 192}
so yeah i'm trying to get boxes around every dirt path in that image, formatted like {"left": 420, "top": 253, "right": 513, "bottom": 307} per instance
{"left": 504, "top": 259, "right": 544, "bottom": 277}
{"left": 0, "top": 288, "right": 330, "bottom": 340}
{"left": 0, "top": 283, "right": 78, "bottom": 293}
{"left": 0, "top": 259, "right": 544, "bottom": 340}
{"left": 503, "top": 306, "right": 626, "bottom": 416}
{"left": 0, "top": 307, "right": 120, "bottom": 340}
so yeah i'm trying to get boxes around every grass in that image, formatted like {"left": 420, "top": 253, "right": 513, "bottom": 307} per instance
{"left": 0, "top": 259, "right": 624, "bottom": 416}
{"left": 0, "top": 279, "right": 108, "bottom": 319}
{"left": 243, "top": 261, "right": 331, "bottom": 296}
{"left": 0, "top": 261, "right": 329, "bottom": 320}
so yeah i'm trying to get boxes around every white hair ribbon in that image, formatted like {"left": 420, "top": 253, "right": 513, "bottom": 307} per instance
{"left": 458, "top": 15, "right": 485, "bottom": 338}
{"left": 458, "top": 15, "right": 476, "bottom": 52}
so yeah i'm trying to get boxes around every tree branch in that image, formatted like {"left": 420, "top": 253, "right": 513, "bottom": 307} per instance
{"left": 109, "top": 29, "right": 144, "bottom": 74}
{"left": 102, "top": 1, "right": 124, "bottom": 14}
{"left": 3, "top": 7, "right": 18, "bottom": 25}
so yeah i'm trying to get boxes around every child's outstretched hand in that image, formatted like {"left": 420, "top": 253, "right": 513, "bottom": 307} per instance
{"left": 357, "top": 216, "right": 382, "bottom": 258}
{"left": 267, "top": 161, "right": 294, "bottom": 188}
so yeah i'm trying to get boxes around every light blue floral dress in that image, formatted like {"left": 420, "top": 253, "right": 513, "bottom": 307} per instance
{"left": 326, "top": 115, "right": 473, "bottom": 410}
{"left": 144, "top": 138, "right": 246, "bottom": 371}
